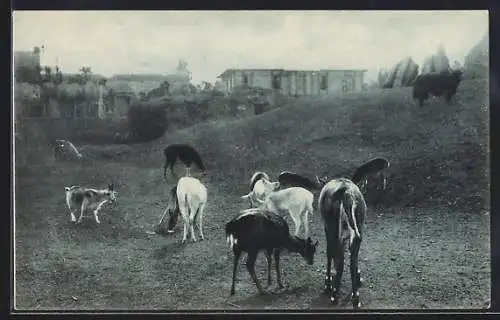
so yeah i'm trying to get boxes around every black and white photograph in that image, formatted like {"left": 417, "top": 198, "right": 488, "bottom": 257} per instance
{"left": 12, "top": 10, "right": 490, "bottom": 311}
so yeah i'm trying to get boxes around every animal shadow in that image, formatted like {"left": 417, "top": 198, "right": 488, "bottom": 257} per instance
{"left": 152, "top": 241, "right": 186, "bottom": 260}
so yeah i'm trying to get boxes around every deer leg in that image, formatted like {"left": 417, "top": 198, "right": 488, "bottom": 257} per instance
{"left": 230, "top": 248, "right": 242, "bottom": 295}
{"left": 324, "top": 231, "right": 333, "bottom": 294}
{"left": 331, "top": 240, "right": 344, "bottom": 305}
{"left": 246, "top": 251, "right": 265, "bottom": 295}
{"left": 274, "top": 250, "right": 284, "bottom": 288}
{"left": 350, "top": 237, "right": 362, "bottom": 309}
{"left": 264, "top": 250, "right": 272, "bottom": 286}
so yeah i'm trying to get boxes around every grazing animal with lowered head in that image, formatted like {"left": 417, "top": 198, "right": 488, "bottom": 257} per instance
{"left": 260, "top": 186, "right": 315, "bottom": 240}
{"left": 241, "top": 177, "right": 280, "bottom": 208}
{"left": 226, "top": 208, "right": 319, "bottom": 296}
{"left": 176, "top": 176, "right": 208, "bottom": 243}
{"left": 163, "top": 144, "right": 206, "bottom": 180}
{"left": 157, "top": 186, "right": 181, "bottom": 234}
{"left": 64, "top": 183, "right": 117, "bottom": 224}
{"left": 319, "top": 178, "right": 366, "bottom": 309}
{"left": 54, "top": 139, "right": 83, "bottom": 160}
{"left": 351, "top": 157, "right": 390, "bottom": 193}
{"left": 412, "top": 68, "right": 463, "bottom": 107}
{"left": 278, "top": 171, "right": 325, "bottom": 191}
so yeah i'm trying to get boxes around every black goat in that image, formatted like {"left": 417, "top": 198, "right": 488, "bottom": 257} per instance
{"left": 319, "top": 178, "right": 367, "bottom": 309}
{"left": 351, "top": 157, "right": 390, "bottom": 193}
{"left": 225, "top": 208, "right": 319, "bottom": 296}
{"left": 163, "top": 144, "right": 206, "bottom": 180}
{"left": 278, "top": 171, "right": 323, "bottom": 191}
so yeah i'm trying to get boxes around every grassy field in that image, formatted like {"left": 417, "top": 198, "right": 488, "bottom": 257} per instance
{"left": 14, "top": 79, "right": 490, "bottom": 310}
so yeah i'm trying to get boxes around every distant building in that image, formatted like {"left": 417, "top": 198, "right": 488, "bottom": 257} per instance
{"left": 14, "top": 50, "right": 41, "bottom": 72}
{"left": 217, "top": 68, "right": 367, "bottom": 96}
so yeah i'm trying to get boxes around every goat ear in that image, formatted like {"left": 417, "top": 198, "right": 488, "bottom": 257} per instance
{"left": 314, "top": 240, "right": 319, "bottom": 247}
{"left": 307, "top": 237, "right": 312, "bottom": 243}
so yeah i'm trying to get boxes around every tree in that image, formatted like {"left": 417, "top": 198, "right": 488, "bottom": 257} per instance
{"left": 79, "top": 66, "right": 93, "bottom": 84}
{"left": 43, "top": 66, "right": 52, "bottom": 83}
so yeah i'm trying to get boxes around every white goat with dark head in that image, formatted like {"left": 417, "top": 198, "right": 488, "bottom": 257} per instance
{"left": 176, "top": 176, "right": 208, "bottom": 243}
{"left": 259, "top": 186, "right": 314, "bottom": 240}
{"left": 318, "top": 178, "right": 367, "bottom": 309}
{"left": 241, "top": 174, "right": 279, "bottom": 208}
{"left": 64, "top": 183, "right": 117, "bottom": 224}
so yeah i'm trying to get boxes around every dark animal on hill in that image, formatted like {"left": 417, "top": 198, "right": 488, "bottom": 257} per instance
{"left": 351, "top": 157, "right": 390, "bottom": 193}
{"left": 226, "top": 208, "right": 318, "bottom": 296}
{"left": 163, "top": 144, "right": 206, "bottom": 179}
{"left": 319, "top": 178, "right": 367, "bottom": 309}
{"left": 412, "top": 69, "right": 463, "bottom": 107}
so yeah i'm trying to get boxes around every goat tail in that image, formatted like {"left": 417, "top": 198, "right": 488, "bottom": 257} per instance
{"left": 225, "top": 220, "right": 238, "bottom": 250}
{"left": 332, "top": 186, "right": 361, "bottom": 239}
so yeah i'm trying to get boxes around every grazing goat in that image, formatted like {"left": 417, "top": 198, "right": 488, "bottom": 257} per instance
{"left": 241, "top": 177, "right": 280, "bottom": 208}
{"left": 351, "top": 157, "right": 390, "bottom": 193}
{"left": 176, "top": 176, "right": 208, "bottom": 243}
{"left": 163, "top": 144, "right": 206, "bottom": 180}
{"left": 64, "top": 184, "right": 117, "bottom": 224}
{"left": 260, "top": 187, "right": 314, "bottom": 239}
{"left": 225, "top": 208, "right": 319, "bottom": 296}
{"left": 54, "top": 139, "right": 83, "bottom": 160}
{"left": 319, "top": 178, "right": 366, "bottom": 309}
{"left": 157, "top": 186, "right": 181, "bottom": 233}
{"left": 412, "top": 68, "right": 463, "bottom": 107}
{"left": 278, "top": 171, "right": 323, "bottom": 191}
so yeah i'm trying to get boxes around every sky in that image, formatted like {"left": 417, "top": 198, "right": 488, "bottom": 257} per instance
{"left": 13, "top": 10, "right": 488, "bottom": 85}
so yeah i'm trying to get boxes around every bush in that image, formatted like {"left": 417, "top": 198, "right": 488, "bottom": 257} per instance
{"left": 127, "top": 104, "right": 168, "bottom": 143}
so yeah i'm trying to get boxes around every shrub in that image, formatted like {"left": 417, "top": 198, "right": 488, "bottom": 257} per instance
{"left": 127, "top": 104, "right": 168, "bottom": 143}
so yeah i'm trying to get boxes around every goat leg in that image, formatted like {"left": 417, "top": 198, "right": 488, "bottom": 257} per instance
{"left": 246, "top": 252, "right": 266, "bottom": 295}
{"left": 274, "top": 250, "right": 284, "bottom": 289}
{"left": 230, "top": 249, "right": 242, "bottom": 295}
{"left": 77, "top": 201, "right": 86, "bottom": 224}
{"left": 264, "top": 250, "right": 272, "bottom": 286}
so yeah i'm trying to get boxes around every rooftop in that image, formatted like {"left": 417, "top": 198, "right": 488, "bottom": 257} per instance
{"left": 218, "top": 68, "right": 367, "bottom": 78}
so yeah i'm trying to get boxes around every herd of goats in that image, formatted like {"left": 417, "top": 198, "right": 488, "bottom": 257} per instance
{"left": 43, "top": 69, "right": 473, "bottom": 310}
{"left": 63, "top": 143, "right": 390, "bottom": 309}
{"left": 55, "top": 66, "right": 468, "bottom": 308}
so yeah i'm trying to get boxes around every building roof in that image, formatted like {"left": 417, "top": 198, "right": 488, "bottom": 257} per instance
{"left": 217, "top": 68, "right": 367, "bottom": 78}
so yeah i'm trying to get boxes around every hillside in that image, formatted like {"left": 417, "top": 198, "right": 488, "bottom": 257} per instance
{"left": 16, "top": 79, "right": 490, "bottom": 310}
{"left": 99, "top": 78, "right": 488, "bottom": 210}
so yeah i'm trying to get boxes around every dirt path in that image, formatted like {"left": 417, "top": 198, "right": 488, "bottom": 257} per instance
{"left": 14, "top": 163, "right": 490, "bottom": 310}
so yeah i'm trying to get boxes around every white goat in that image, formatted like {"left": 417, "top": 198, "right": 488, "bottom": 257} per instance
{"left": 176, "top": 176, "right": 208, "bottom": 243}
{"left": 241, "top": 177, "right": 280, "bottom": 208}
{"left": 259, "top": 187, "right": 314, "bottom": 239}
{"left": 55, "top": 139, "right": 83, "bottom": 160}
{"left": 64, "top": 184, "right": 117, "bottom": 224}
